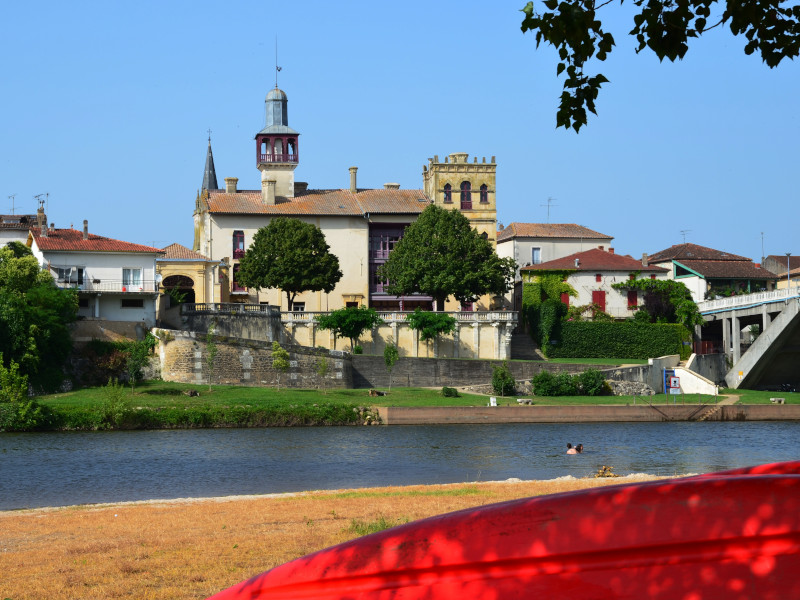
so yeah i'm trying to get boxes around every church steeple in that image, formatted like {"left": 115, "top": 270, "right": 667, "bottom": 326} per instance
{"left": 202, "top": 135, "right": 219, "bottom": 191}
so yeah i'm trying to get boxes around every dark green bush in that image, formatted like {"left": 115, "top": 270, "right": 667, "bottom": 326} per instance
{"left": 576, "top": 369, "right": 611, "bottom": 396}
{"left": 491, "top": 362, "right": 516, "bottom": 397}
{"left": 546, "top": 321, "right": 691, "bottom": 360}
{"left": 532, "top": 368, "right": 610, "bottom": 397}
{"left": 441, "top": 386, "right": 459, "bottom": 398}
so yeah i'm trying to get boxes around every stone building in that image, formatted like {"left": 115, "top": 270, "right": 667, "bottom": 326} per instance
{"left": 190, "top": 85, "right": 501, "bottom": 313}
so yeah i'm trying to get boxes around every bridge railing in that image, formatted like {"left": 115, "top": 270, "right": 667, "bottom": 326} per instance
{"left": 697, "top": 285, "right": 800, "bottom": 313}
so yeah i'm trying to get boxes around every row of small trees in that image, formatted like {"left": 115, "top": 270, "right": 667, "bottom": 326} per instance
{"left": 236, "top": 205, "right": 516, "bottom": 311}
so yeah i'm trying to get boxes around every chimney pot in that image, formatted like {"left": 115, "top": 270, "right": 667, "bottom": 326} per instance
{"left": 294, "top": 181, "right": 308, "bottom": 194}
{"left": 384, "top": 182, "right": 400, "bottom": 189}
{"left": 349, "top": 166, "right": 358, "bottom": 193}
{"left": 609, "top": 247, "right": 614, "bottom": 254}
{"left": 83, "top": 220, "right": 88, "bottom": 240}
{"left": 224, "top": 177, "right": 238, "bottom": 194}
{"left": 642, "top": 253, "right": 649, "bottom": 267}
{"left": 262, "top": 179, "right": 276, "bottom": 205}
{"left": 574, "top": 258, "right": 580, "bottom": 268}
{"left": 599, "top": 245, "right": 604, "bottom": 251}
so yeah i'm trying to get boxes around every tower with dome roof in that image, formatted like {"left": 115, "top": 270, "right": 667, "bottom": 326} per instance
{"left": 255, "top": 87, "right": 300, "bottom": 201}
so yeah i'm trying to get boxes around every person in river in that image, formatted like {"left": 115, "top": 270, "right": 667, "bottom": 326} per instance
{"left": 566, "top": 443, "right": 578, "bottom": 455}
{"left": 576, "top": 444, "right": 584, "bottom": 453}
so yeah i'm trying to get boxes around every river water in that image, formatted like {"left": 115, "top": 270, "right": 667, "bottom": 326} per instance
{"left": 2, "top": 421, "right": 799, "bottom": 510}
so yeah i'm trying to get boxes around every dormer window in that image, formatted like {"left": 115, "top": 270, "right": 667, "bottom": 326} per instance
{"left": 443, "top": 183, "right": 452, "bottom": 203}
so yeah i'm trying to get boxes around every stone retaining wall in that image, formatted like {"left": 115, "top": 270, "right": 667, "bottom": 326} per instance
{"left": 159, "top": 331, "right": 351, "bottom": 389}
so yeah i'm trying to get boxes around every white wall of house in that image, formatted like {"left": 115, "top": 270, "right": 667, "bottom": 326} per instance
{"left": 206, "top": 213, "right": 420, "bottom": 311}
{"left": 564, "top": 271, "right": 670, "bottom": 319}
{"left": 0, "top": 230, "right": 32, "bottom": 245}
{"left": 31, "top": 246, "right": 160, "bottom": 326}
{"left": 649, "top": 260, "right": 707, "bottom": 302}
{"left": 497, "top": 237, "right": 614, "bottom": 281}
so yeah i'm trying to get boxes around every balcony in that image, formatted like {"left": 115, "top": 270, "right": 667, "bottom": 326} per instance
{"left": 258, "top": 153, "right": 298, "bottom": 164}
{"left": 54, "top": 279, "right": 158, "bottom": 293}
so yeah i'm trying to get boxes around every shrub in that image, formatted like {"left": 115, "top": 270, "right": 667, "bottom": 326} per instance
{"left": 352, "top": 345, "right": 363, "bottom": 354}
{"left": 547, "top": 321, "right": 691, "bottom": 360}
{"left": 491, "top": 362, "right": 516, "bottom": 397}
{"left": 576, "top": 368, "right": 611, "bottom": 396}
{"left": 441, "top": 386, "right": 459, "bottom": 398}
{"left": 100, "top": 377, "right": 132, "bottom": 428}
{"left": 0, "top": 355, "right": 50, "bottom": 431}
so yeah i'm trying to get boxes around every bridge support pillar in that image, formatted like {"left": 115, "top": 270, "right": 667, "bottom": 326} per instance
{"left": 722, "top": 316, "right": 730, "bottom": 359}
{"left": 762, "top": 304, "right": 772, "bottom": 332}
{"left": 732, "top": 315, "right": 741, "bottom": 364}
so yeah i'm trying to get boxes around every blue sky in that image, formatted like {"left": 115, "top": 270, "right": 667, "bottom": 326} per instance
{"left": 3, "top": 1, "right": 798, "bottom": 263}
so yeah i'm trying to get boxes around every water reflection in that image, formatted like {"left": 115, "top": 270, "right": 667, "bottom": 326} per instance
{"left": 1, "top": 422, "right": 798, "bottom": 510}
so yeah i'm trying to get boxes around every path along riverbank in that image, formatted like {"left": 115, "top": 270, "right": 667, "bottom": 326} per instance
{"left": 374, "top": 402, "right": 800, "bottom": 424}
{"left": 1, "top": 475, "right": 662, "bottom": 600}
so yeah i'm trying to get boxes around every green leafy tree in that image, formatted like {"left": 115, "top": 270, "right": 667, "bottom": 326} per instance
{"left": 383, "top": 343, "right": 399, "bottom": 391}
{"left": 125, "top": 333, "right": 157, "bottom": 390}
{"left": 271, "top": 341, "right": 290, "bottom": 389}
{"left": 237, "top": 218, "right": 342, "bottom": 308}
{"left": 316, "top": 306, "right": 383, "bottom": 352}
{"left": 612, "top": 278, "right": 703, "bottom": 329}
{"left": 492, "top": 361, "right": 517, "bottom": 397}
{"left": 0, "top": 246, "right": 77, "bottom": 391}
{"left": 521, "top": 0, "right": 800, "bottom": 131}
{"left": 406, "top": 309, "right": 457, "bottom": 342}
{"left": 377, "top": 205, "right": 516, "bottom": 310}
{"left": 0, "top": 354, "right": 48, "bottom": 432}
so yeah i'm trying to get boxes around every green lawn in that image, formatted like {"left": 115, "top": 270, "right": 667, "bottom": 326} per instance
{"left": 719, "top": 388, "right": 800, "bottom": 405}
{"left": 545, "top": 357, "right": 649, "bottom": 366}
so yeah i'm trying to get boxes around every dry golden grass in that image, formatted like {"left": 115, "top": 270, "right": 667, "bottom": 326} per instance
{"left": 1, "top": 476, "right": 661, "bottom": 599}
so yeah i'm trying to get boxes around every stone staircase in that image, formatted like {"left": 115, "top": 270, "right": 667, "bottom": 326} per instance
{"left": 696, "top": 396, "right": 739, "bottom": 421}
{"left": 509, "top": 331, "right": 543, "bottom": 361}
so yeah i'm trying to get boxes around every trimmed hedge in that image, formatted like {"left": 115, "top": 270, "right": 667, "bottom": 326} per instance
{"left": 546, "top": 321, "right": 691, "bottom": 360}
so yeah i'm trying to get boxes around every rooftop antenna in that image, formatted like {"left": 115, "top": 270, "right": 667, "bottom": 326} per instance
{"left": 760, "top": 231, "right": 765, "bottom": 263}
{"left": 540, "top": 197, "right": 558, "bottom": 223}
{"left": 7, "top": 194, "right": 16, "bottom": 215}
{"left": 680, "top": 229, "right": 691, "bottom": 244}
{"left": 275, "top": 36, "right": 282, "bottom": 88}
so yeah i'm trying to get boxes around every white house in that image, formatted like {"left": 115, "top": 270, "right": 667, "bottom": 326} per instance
{"left": 28, "top": 220, "right": 164, "bottom": 335}
{"left": 520, "top": 247, "right": 669, "bottom": 319}
{"left": 496, "top": 222, "right": 614, "bottom": 310}
{"left": 1, "top": 213, "right": 41, "bottom": 246}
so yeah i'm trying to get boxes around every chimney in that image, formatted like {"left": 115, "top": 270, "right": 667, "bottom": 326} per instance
{"left": 609, "top": 247, "right": 614, "bottom": 254}
{"left": 262, "top": 178, "right": 276, "bottom": 205}
{"left": 598, "top": 245, "right": 604, "bottom": 251}
{"left": 383, "top": 183, "right": 400, "bottom": 189}
{"left": 224, "top": 177, "right": 238, "bottom": 194}
{"left": 294, "top": 181, "right": 309, "bottom": 194}
{"left": 40, "top": 220, "right": 47, "bottom": 238}
{"left": 83, "top": 220, "right": 88, "bottom": 240}
{"left": 349, "top": 166, "right": 358, "bottom": 193}
{"left": 642, "top": 253, "right": 649, "bottom": 267}
{"left": 574, "top": 258, "right": 580, "bottom": 268}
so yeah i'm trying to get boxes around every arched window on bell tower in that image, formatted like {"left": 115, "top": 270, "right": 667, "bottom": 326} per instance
{"left": 480, "top": 183, "right": 489, "bottom": 204}
{"left": 460, "top": 181, "right": 472, "bottom": 210}
{"left": 443, "top": 183, "right": 452, "bottom": 204}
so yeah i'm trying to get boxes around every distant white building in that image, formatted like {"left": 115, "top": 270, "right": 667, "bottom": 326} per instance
{"left": 496, "top": 222, "right": 614, "bottom": 310}
{"left": 521, "top": 247, "right": 669, "bottom": 319}
{"left": 28, "top": 220, "right": 164, "bottom": 337}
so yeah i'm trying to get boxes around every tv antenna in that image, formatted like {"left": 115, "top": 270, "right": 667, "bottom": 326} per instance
{"left": 7, "top": 194, "right": 16, "bottom": 215}
{"left": 680, "top": 229, "right": 691, "bottom": 244}
{"left": 275, "top": 36, "right": 282, "bottom": 88}
{"left": 540, "top": 197, "right": 558, "bottom": 223}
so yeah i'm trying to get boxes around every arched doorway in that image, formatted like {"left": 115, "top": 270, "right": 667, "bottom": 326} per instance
{"left": 162, "top": 274, "right": 196, "bottom": 308}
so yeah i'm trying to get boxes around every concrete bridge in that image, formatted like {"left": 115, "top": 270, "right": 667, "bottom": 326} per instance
{"left": 697, "top": 286, "right": 800, "bottom": 389}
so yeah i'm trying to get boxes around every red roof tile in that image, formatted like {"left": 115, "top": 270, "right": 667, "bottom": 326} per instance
{"left": 648, "top": 243, "right": 749, "bottom": 262}
{"left": 520, "top": 248, "right": 668, "bottom": 273}
{"left": 159, "top": 243, "right": 209, "bottom": 261}
{"left": 206, "top": 188, "right": 431, "bottom": 216}
{"left": 497, "top": 223, "right": 612, "bottom": 243}
{"left": 31, "top": 228, "right": 164, "bottom": 254}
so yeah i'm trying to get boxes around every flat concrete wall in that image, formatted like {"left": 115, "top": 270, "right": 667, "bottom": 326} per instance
{"left": 184, "top": 313, "right": 281, "bottom": 345}
{"left": 686, "top": 353, "right": 728, "bottom": 385}
{"left": 601, "top": 355, "right": 680, "bottom": 393}
{"left": 375, "top": 404, "right": 800, "bottom": 424}
{"left": 351, "top": 356, "right": 614, "bottom": 389}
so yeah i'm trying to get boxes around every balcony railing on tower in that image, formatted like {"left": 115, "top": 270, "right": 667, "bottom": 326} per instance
{"left": 259, "top": 153, "right": 298, "bottom": 163}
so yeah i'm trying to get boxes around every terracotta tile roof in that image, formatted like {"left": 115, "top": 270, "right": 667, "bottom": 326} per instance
{"left": 159, "top": 243, "right": 209, "bottom": 261}
{"left": 206, "top": 188, "right": 431, "bottom": 216}
{"left": 764, "top": 254, "right": 800, "bottom": 273}
{"left": 520, "top": 248, "right": 668, "bottom": 273}
{"left": 673, "top": 259, "right": 777, "bottom": 280}
{"left": 0, "top": 214, "right": 40, "bottom": 230}
{"left": 497, "top": 223, "right": 613, "bottom": 243}
{"left": 648, "top": 243, "right": 749, "bottom": 263}
{"left": 31, "top": 228, "right": 164, "bottom": 254}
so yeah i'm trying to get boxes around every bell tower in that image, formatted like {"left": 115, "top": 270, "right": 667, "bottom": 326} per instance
{"left": 255, "top": 87, "right": 300, "bottom": 201}
{"left": 423, "top": 153, "right": 498, "bottom": 245}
